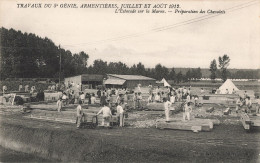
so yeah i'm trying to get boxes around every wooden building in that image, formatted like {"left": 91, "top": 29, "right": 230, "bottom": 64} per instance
{"left": 64, "top": 74, "right": 104, "bottom": 89}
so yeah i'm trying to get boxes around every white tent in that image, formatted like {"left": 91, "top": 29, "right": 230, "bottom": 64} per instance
{"left": 218, "top": 79, "right": 239, "bottom": 94}
{"left": 161, "top": 78, "right": 171, "bottom": 87}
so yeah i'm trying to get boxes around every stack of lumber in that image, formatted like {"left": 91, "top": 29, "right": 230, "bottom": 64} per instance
{"left": 206, "top": 107, "right": 214, "bottom": 113}
{"left": 223, "top": 107, "right": 231, "bottom": 115}
{"left": 25, "top": 109, "right": 118, "bottom": 125}
{"left": 240, "top": 113, "right": 260, "bottom": 130}
{"left": 156, "top": 118, "right": 219, "bottom": 132}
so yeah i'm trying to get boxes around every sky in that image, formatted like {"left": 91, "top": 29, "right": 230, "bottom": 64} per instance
{"left": 0, "top": 0, "right": 259, "bottom": 69}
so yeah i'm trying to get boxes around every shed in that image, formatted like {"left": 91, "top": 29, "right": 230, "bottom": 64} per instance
{"left": 64, "top": 74, "right": 104, "bottom": 89}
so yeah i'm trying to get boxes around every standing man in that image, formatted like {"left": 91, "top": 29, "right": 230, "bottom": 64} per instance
{"left": 100, "top": 92, "right": 107, "bottom": 106}
{"left": 236, "top": 97, "right": 243, "bottom": 113}
{"left": 57, "top": 98, "right": 62, "bottom": 112}
{"left": 148, "top": 83, "right": 153, "bottom": 95}
{"left": 137, "top": 92, "right": 142, "bottom": 109}
{"left": 97, "top": 103, "right": 112, "bottom": 127}
{"left": 25, "top": 84, "right": 29, "bottom": 92}
{"left": 245, "top": 97, "right": 252, "bottom": 113}
{"left": 183, "top": 102, "right": 192, "bottom": 121}
{"left": 255, "top": 96, "right": 260, "bottom": 114}
{"left": 76, "top": 100, "right": 84, "bottom": 129}
{"left": 163, "top": 98, "right": 172, "bottom": 122}
{"left": 80, "top": 92, "right": 85, "bottom": 104}
{"left": 132, "top": 93, "right": 137, "bottom": 109}
{"left": 2, "top": 85, "right": 7, "bottom": 94}
{"left": 18, "top": 84, "right": 23, "bottom": 92}
{"left": 116, "top": 102, "right": 125, "bottom": 127}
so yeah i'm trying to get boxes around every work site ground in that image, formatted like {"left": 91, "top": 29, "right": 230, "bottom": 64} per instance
{"left": 1, "top": 104, "right": 260, "bottom": 162}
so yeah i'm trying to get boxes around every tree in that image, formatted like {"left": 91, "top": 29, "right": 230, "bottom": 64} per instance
{"left": 196, "top": 67, "right": 202, "bottom": 80}
{"left": 176, "top": 71, "right": 183, "bottom": 83}
{"left": 136, "top": 62, "right": 146, "bottom": 75}
{"left": 209, "top": 59, "right": 217, "bottom": 81}
{"left": 218, "top": 54, "right": 230, "bottom": 81}
{"left": 169, "top": 68, "right": 176, "bottom": 81}
{"left": 154, "top": 64, "right": 169, "bottom": 80}
{"left": 186, "top": 69, "right": 191, "bottom": 81}
{"left": 92, "top": 59, "right": 107, "bottom": 75}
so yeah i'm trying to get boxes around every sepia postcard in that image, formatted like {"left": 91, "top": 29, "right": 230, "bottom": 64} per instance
{"left": 0, "top": 0, "right": 260, "bottom": 162}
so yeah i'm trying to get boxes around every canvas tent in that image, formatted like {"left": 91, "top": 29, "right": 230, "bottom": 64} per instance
{"left": 218, "top": 79, "right": 239, "bottom": 94}
{"left": 161, "top": 78, "right": 171, "bottom": 87}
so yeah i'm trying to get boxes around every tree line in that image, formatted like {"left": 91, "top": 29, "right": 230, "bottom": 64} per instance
{"left": 1, "top": 27, "right": 259, "bottom": 83}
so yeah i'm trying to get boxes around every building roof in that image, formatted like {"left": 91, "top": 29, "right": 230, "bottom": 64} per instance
{"left": 81, "top": 74, "right": 104, "bottom": 81}
{"left": 104, "top": 79, "right": 126, "bottom": 85}
{"left": 107, "top": 74, "right": 155, "bottom": 81}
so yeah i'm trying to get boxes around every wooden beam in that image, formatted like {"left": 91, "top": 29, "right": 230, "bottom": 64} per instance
{"left": 206, "top": 107, "right": 214, "bottom": 113}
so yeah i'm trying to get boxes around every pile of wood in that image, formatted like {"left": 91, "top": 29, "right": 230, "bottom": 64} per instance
{"left": 223, "top": 107, "right": 231, "bottom": 115}
{"left": 240, "top": 113, "right": 260, "bottom": 131}
{"left": 25, "top": 109, "right": 118, "bottom": 125}
{"left": 206, "top": 107, "right": 214, "bottom": 113}
{"left": 156, "top": 118, "right": 220, "bottom": 132}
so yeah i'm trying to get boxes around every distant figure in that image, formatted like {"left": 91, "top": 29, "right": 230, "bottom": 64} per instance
{"left": 80, "top": 92, "right": 85, "bottom": 104}
{"left": 100, "top": 92, "right": 107, "bottom": 106}
{"left": 256, "top": 96, "right": 260, "bottom": 114}
{"left": 2, "top": 85, "right": 7, "bottom": 94}
{"left": 148, "top": 83, "right": 153, "bottom": 95}
{"left": 186, "top": 93, "right": 190, "bottom": 102}
{"left": 136, "top": 92, "right": 142, "bottom": 109}
{"left": 245, "top": 97, "right": 252, "bottom": 113}
{"left": 115, "top": 88, "right": 119, "bottom": 96}
{"left": 91, "top": 93, "right": 96, "bottom": 104}
{"left": 57, "top": 98, "right": 62, "bottom": 112}
{"left": 163, "top": 98, "right": 172, "bottom": 122}
{"left": 107, "top": 88, "right": 112, "bottom": 96}
{"left": 187, "top": 88, "right": 191, "bottom": 95}
{"left": 123, "top": 92, "right": 128, "bottom": 103}
{"left": 18, "top": 84, "right": 23, "bottom": 92}
{"left": 155, "top": 92, "right": 161, "bottom": 103}
{"left": 116, "top": 102, "right": 125, "bottom": 127}
{"left": 156, "top": 86, "right": 160, "bottom": 95}
{"left": 107, "top": 94, "right": 113, "bottom": 108}
{"left": 236, "top": 97, "right": 243, "bottom": 113}
{"left": 30, "top": 86, "right": 36, "bottom": 93}
{"left": 97, "top": 89, "right": 101, "bottom": 98}
{"left": 200, "top": 88, "right": 204, "bottom": 93}
{"left": 183, "top": 87, "right": 187, "bottom": 95}
{"left": 183, "top": 102, "right": 192, "bottom": 121}
{"left": 116, "top": 94, "right": 123, "bottom": 104}
{"left": 170, "top": 94, "right": 175, "bottom": 104}
{"left": 232, "top": 88, "right": 236, "bottom": 94}
{"left": 132, "top": 93, "right": 137, "bottom": 109}
{"left": 76, "top": 100, "right": 84, "bottom": 129}
{"left": 225, "top": 89, "right": 229, "bottom": 94}
{"left": 97, "top": 103, "right": 112, "bottom": 127}
{"left": 62, "top": 92, "right": 68, "bottom": 105}
{"left": 51, "top": 85, "right": 56, "bottom": 91}
{"left": 194, "top": 96, "right": 199, "bottom": 107}
{"left": 148, "top": 93, "right": 154, "bottom": 104}
{"left": 137, "top": 84, "right": 141, "bottom": 93}
{"left": 244, "top": 91, "right": 248, "bottom": 99}
{"left": 25, "top": 85, "right": 29, "bottom": 92}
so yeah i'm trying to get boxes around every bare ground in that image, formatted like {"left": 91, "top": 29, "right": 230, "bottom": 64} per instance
{"left": 0, "top": 110, "right": 260, "bottom": 162}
